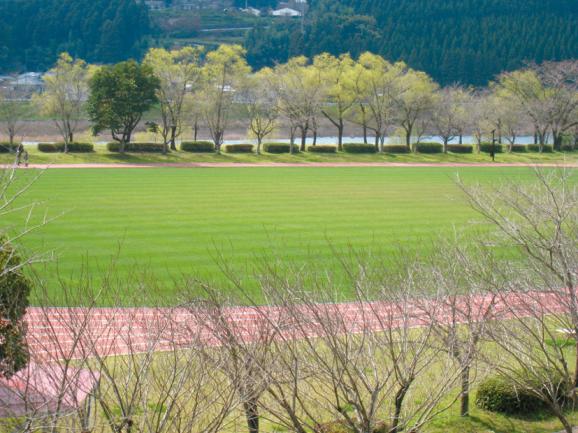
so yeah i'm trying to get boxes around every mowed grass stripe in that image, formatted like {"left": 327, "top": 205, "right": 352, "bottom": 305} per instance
{"left": 2, "top": 167, "right": 539, "bottom": 304}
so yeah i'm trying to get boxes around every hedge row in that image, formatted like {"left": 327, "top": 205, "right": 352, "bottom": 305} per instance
{"left": 343, "top": 143, "right": 377, "bottom": 154}
{"left": 447, "top": 144, "right": 473, "bottom": 154}
{"left": 0, "top": 142, "right": 20, "bottom": 153}
{"left": 308, "top": 145, "right": 337, "bottom": 153}
{"left": 38, "top": 142, "right": 94, "bottom": 153}
{"left": 416, "top": 142, "right": 443, "bottom": 153}
{"left": 224, "top": 144, "right": 254, "bottom": 153}
{"left": 263, "top": 143, "right": 300, "bottom": 153}
{"left": 181, "top": 141, "right": 215, "bottom": 152}
{"left": 479, "top": 143, "right": 504, "bottom": 153}
{"left": 528, "top": 144, "right": 554, "bottom": 153}
{"left": 384, "top": 145, "right": 410, "bottom": 154}
{"left": 107, "top": 142, "right": 165, "bottom": 153}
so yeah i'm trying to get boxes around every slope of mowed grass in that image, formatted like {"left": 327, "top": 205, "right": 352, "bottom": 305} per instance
{"left": 2, "top": 167, "right": 539, "bottom": 304}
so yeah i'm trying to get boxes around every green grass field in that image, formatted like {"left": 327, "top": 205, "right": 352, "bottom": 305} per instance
{"left": 2, "top": 166, "right": 552, "bottom": 303}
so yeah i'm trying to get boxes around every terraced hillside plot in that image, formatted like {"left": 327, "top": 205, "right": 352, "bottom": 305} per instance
{"left": 2, "top": 167, "right": 540, "bottom": 302}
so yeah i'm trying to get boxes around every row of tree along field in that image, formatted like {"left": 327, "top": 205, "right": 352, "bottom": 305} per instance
{"left": 1, "top": 45, "right": 578, "bottom": 155}
{"left": 3, "top": 169, "right": 578, "bottom": 433}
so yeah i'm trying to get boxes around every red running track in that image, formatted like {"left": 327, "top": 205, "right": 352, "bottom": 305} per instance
{"left": 23, "top": 291, "right": 568, "bottom": 362}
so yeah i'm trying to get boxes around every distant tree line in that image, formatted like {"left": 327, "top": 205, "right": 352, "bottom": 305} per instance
{"left": 244, "top": 0, "right": 578, "bottom": 86}
{"left": 0, "top": 0, "right": 151, "bottom": 73}
{"left": 1, "top": 46, "right": 577, "bottom": 154}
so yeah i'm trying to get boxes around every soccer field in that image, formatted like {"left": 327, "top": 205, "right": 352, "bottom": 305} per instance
{"left": 3, "top": 166, "right": 541, "bottom": 302}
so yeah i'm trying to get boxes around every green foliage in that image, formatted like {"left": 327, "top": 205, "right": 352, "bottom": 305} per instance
{"left": 308, "top": 145, "right": 338, "bottom": 153}
{"left": 38, "top": 143, "right": 93, "bottom": 153}
{"left": 480, "top": 143, "right": 504, "bottom": 153}
{"left": 561, "top": 144, "right": 576, "bottom": 152}
{"left": 476, "top": 374, "right": 570, "bottom": 415}
{"left": 224, "top": 144, "right": 254, "bottom": 153}
{"left": 417, "top": 142, "right": 443, "bottom": 154}
{"left": 88, "top": 60, "right": 160, "bottom": 147}
{"left": 0, "top": 143, "right": 20, "bottom": 153}
{"left": 510, "top": 145, "right": 528, "bottom": 153}
{"left": 0, "top": 238, "right": 31, "bottom": 378}
{"left": 0, "top": 0, "right": 151, "bottom": 72}
{"left": 263, "top": 143, "right": 300, "bottom": 154}
{"left": 447, "top": 144, "right": 473, "bottom": 154}
{"left": 528, "top": 144, "right": 555, "bottom": 153}
{"left": 107, "top": 142, "right": 165, "bottom": 153}
{"left": 383, "top": 145, "right": 410, "bottom": 154}
{"left": 181, "top": 141, "right": 215, "bottom": 153}
{"left": 244, "top": 0, "right": 578, "bottom": 85}
{"left": 343, "top": 143, "right": 377, "bottom": 154}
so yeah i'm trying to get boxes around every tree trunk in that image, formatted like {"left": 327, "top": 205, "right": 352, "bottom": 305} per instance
{"left": 244, "top": 399, "right": 259, "bottom": 433}
{"left": 572, "top": 335, "right": 578, "bottom": 388}
{"left": 460, "top": 365, "right": 470, "bottom": 417}
{"left": 193, "top": 121, "right": 198, "bottom": 142}
{"left": 553, "top": 132, "right": 563, "bottom": 151}
{"left": 313, "top": 129, "right": 317, "bottom": 146}
{"left": 257, "top": 137, "right": 262, "bottom": 155}
{"left": 443, "top": 138, "right": 449, "bottom": 154}
{"left": 300, "top": 127, "right": 307, "bottom": 152}
{"left": 170, "top": 125, "right": 177, "bottom": 151}
{"left": 459, "top": 134, "right": 463, "bottom": 145}
{"left": 391, "top": 384, "right": 410, "bottom": 433}
{"left": 337, "top": 121, "right": 344, "bottom": 151}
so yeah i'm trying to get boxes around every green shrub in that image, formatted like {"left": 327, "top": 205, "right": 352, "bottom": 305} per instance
{"left": 476, "top": 374, "right": 569, "bottom": 415}
{"left": 343, "top": 143, "right": 377, "bottom": 154}
{"left": 383, "top": 145, "right": 410, "bottom": 154}
{"left": 510, "top": 145, "right": 528, "bottom": 153}
{"left": 37, "top": 142, "right": 94, "bottom": 153}
{"left": 0, "top": 142, "right": 20, "bottom": 153}
{"left": 447, "top": 144, "right": 473, "bottom": 154}
{"left": 528, "top": 144, "right": 554, "bottom": 153}
{"left": 107, "top": 142, "right": 165, "bottom": 153}
{"left": 416, "top": 142, "right": 443, "bottom": 153}
{"left": 263, "top": 143, "right": 299, "bottom": 153}
{"left": 560, "top": 144, "right": 575, "bottom": 152}
{"left": 476, "top": 377, "right": 544, "bottom": 414}
{"left": 181, "top": 141, "right": 215, "bottom": 152}
{"left": 308, "top": 145, "right": 337, "bottom": 153}
{"left": 223, "top": 144, "right": 254, "bottom": 153}
{"left": 479, "top": 143, "right": 504, "bottom": 153}
{"left": 37, "top": 143, "right": 61, "bottom": 153}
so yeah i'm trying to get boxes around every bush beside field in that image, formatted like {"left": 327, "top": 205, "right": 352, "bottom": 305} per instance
{"left": 0, "top": 142, "right": 20, "bottom": 153}
{"left": 263, "top": 143, "right": 300, "bottom": 153}
{"left": 107, "top": 142, "right": 165, "bottom": 153}
{"left": 308, "top": 145, "right": 337, "bottom": 153}
{"left": 224, "top": 144, "right": 254, "bottom": 153}
{"left": 38, "top": 142, "right": 94, "bottom": 153}
{"left": 181, "top": 141, "right": 215, "bottom": 152}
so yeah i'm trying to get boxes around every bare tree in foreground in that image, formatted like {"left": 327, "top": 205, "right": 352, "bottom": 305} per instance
{"left": 458, "top": 168, "right": 578, "bottom": 433}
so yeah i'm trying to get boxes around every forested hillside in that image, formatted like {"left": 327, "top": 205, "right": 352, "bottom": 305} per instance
{"left": 244, "top": 0, "right": 578, "bottom": 85}
{"left": 0, "top": 0, "right": 151, "bottom": 73}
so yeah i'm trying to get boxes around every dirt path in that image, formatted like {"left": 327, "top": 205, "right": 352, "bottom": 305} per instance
{"left": 4, "top": 162, "right": 578, "bottom": 169}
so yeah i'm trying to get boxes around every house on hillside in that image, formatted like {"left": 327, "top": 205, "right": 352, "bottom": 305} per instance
{"left": 271, "top": 7, "right": 301, "bottom": 17}
{"left": 241, "top": 6, "right": 261, "bottom": 16}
